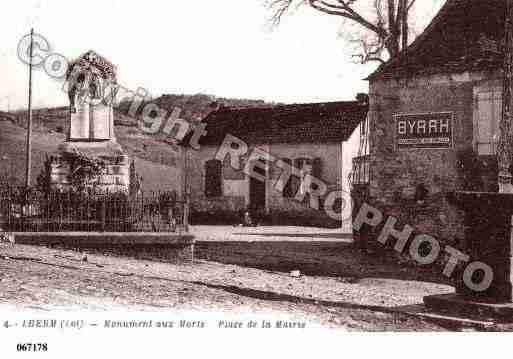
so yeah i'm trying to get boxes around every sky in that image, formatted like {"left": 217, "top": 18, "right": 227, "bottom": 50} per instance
{"left": 0, "top": 0, "right": 444, "bottom": 111}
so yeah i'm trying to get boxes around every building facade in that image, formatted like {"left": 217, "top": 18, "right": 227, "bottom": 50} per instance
{"left": 186, "top": 100, "right": 368, "bottom": 226}
{"left": 356, "top": 0, "right": 506, "bottom": 247}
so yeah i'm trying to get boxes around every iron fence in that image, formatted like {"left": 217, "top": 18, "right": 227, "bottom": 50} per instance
{"left": 0, "top": 187, "right": 188, "bottom": 233}
{"left": 350, "top": 155, "right": 370, "bottom": 186}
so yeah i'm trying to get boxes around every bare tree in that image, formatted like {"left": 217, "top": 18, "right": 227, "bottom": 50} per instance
{"left": 267, "top": 0, "right": 421, "bottom": 64}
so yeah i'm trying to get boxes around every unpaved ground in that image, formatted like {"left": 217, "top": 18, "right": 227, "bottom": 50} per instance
{"left": 0, "top": 242, "right": 446, "bottom": 331}
{"left": 192, "top": 225, "right": 449, "bottom": 285}
{"left": 0, "top": 226, "right": 507, "bottom": 331}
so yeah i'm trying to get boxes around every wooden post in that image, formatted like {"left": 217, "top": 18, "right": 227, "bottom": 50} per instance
{"left": 25, "top": 28, "right": 34, "bottom": 188}
{"left": 182, "top": 146, "right": 189, "bottom": 233}
{"left": 499, "top": 1, "right": 513, "bottom": 193}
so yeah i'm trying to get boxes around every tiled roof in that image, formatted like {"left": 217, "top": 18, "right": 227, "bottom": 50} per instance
{"left": 196, "top": 101, "right": 368, "bottom": 146}
{"left": 368, "top": 0, "right": 505, "bottom": 81}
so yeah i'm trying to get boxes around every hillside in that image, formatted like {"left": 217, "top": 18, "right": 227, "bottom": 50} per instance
{"left": 0, "top": 93, "right": 273, "bottom": 190}
{"left": 0, "top": 115, "right": 181, "bottom": 192}
{"left": 117, "top": 93, "right": 273, "bottom": 123}
{"left": 13, "top": 93, "right": 273, "bottom": 130}
{"left": 0, "top": 115, "right": 64, "bottom": 186}
{"left": 9, "top": 93, "right": 274, "bottom": 166}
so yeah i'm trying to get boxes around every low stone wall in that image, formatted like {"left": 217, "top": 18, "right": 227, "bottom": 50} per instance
{"left": 13, "top": 232, "right": 195, "bottom": 264}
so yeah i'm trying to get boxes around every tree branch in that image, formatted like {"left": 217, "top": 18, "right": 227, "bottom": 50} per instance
{"left": 407, "top": 0, "right": 416, "bottom": 12}
{"left": 267, "top": 0, "right": 412, "bottom": 62}
{"left": 350, "top": 37, "right": 386, "bottom": 64}
{"left": 338, "top": 0, "right": 389, "bottom": 35}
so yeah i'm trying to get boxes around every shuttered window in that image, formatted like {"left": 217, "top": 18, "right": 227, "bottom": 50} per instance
{"left": 205, "top": 159, "right": 222, "bottom": 197}
{"left": 475, "top": 90, "right": 502, "bottom": 155}
{"left": 282, "top": 157, "right": 322, "bottom": 198}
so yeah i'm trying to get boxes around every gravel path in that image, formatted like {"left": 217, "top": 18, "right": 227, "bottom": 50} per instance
{"left": 0, "top": 241, "right": 456, "bottom": 331}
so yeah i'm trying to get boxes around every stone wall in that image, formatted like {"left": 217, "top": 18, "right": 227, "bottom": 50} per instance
{"left": 363, "top": 72, "right": 495, "bottom": 248}
{"left": 14, "top": 232, "right": 195, "bottom": 264}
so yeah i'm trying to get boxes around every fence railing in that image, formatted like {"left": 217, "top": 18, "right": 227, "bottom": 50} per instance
{"left": 350, "top": 155, "right": 370, "bottom": 186}
{"left": 0, "top": 187, "right": 188, "bottom": 233}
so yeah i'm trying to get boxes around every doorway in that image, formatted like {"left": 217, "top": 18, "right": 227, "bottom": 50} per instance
{"left": 249, "top": 159, "right": 267, "bottom": 211}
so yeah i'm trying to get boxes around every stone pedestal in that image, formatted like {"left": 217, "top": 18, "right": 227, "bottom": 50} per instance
{"left": 425, "top": 191, "right": 513, "bottom": 320}
{"left": 49, "top": 141, "right": 130, "bottom": 193}
{"left": 447, "top": 191, "right": 513, "bottom": 301}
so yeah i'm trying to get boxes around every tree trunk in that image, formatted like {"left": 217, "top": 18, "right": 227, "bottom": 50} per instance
{"left": 401, "top": 0, "right": 408, "bottom": 51}
{"left": 498, "top": 0, "right": 513, "bottom": 193}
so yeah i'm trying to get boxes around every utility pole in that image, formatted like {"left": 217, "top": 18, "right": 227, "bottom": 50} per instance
{"left": 181, "top": 145, "right": 189, "bottom": 233}
{"left": 4, "top": 96, "right": 10, "bottom": 113}
{"left": 499, "top": 1, "right": 513, "bottom": 193}
{"left": 25, "top": 28, "right": 34, "bottom": 188}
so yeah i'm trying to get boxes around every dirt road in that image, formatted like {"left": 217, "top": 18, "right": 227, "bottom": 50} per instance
{"left": 0, "top": 238, "right": 457, "bottom": 331}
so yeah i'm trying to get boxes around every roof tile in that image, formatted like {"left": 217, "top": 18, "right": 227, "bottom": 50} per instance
{"left": 368, "top": 0, "right": 505, "bottom": 81}
{"left": 198, "top": 101, "right": 368, "bottom": 145}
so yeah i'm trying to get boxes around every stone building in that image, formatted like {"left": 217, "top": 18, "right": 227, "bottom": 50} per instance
{"left": 186, "top": 100, "right": 368, "bottom": 226}
{"left": 354, "top": 0, "right": 506, "bottom": 247}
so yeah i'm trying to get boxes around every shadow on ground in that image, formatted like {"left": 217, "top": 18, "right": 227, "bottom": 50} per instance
{"left": 195, "top": 240, "right": 450, "bottom": 285}
{"left": 111, "top": 270, "right": 460, "bottom": 330}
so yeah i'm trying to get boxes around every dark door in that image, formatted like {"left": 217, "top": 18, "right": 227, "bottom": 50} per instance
{"left": 249, "top": 160, "right": 266, "bottom": 211}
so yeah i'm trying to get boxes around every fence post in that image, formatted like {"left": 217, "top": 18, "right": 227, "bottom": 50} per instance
{"left": 184, "top": 191, "right": 190, "bottom": 233}
{"left": 101, "top": 195, "right": 106, "bottom": 232}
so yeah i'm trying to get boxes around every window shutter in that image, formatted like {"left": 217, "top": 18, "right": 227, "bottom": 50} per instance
{"left": 283, "top": 158, "right": 293, "bottom": 198}
{"left": 205, "top": 160, "right": 222, "bottom": 197}
{"left": 254, "top": 158, "right": 267, "bottom": 178}
{"left": 476, "top": 90, "right": 502, "bottom": 155}
{"left": 312, "top": 158, "right": 322, "bottom": 179}
{"left": 477, "top": 92, "right": 493, "bottom": 152}
{"left": 493, "top": 91, "right": 502, "bottom": 150}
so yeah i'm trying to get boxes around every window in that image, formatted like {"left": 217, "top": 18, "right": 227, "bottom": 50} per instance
{"left": 223, "top": 157, "right": 245, "bottom": 180}
{"left": 475, "top": 89, "right": 502, "bottom": 155}
{"left": 282, "top": 157, "right": 322, "bottom": 198}
{"left": 205, "top": 159, "right": 222, "bottom": 197}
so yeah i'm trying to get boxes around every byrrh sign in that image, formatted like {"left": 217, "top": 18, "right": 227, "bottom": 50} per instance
{"left": 395, "top": 112, "right": 453, "bottom": 149}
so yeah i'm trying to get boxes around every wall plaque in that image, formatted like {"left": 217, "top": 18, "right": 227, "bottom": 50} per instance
{"left": 395, "top": 112, "right": 453, "bottom": 149}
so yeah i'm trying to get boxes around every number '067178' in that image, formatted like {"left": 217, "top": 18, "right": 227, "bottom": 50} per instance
{"left": 16, "top": 343, "right": 48, "bottom": 352}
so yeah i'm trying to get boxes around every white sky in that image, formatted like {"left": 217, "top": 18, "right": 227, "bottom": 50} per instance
{"left": 0, "top": 0, "right": 443, "bottom": 110}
